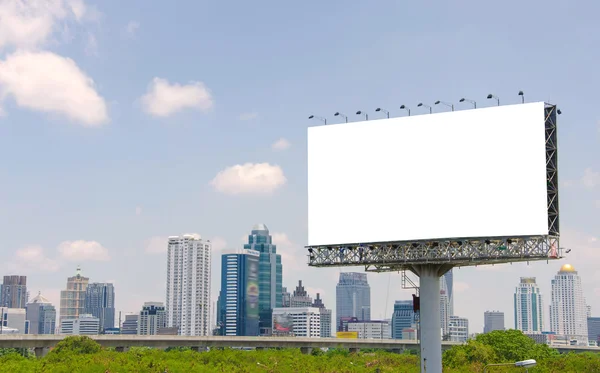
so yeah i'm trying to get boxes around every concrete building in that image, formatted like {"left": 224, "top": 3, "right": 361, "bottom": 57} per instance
{"left": 60, "top": 314, "right": 100, "bottom": 335}
{"left": 514, "top": 277, "right": 544, "bottom": 333}
{"left": 282, "top": 287, "right": 291, "bottom": 307}
{"left": 290, "top": 281, "right": 313, "bottom": 307}
{"left": 243, "top": 224, "right": 282, "bottom": 335}
{"left": 138, "top": 302, "right": 167, "bottom": 336}
{"left": 166, "top": 234, "right": 212, "bottom": 336}
{"left": 440, "top": 288, "right": 450, "bottom": 338}
{"left": 85, "top": 283, "right": 115, "bottom": 333}
{"left": 121, "top": 314, "right": 139, "bottom": 335}
{"left": 0, "top": 308, "right": 29, "bottom": 334}
{"left": 1, "top": 275, "right": 28, "bottom": 308}
{"left": 312, "top": 293, "right": 332, "bottom": 338}
{"left": 59, "top": 267, "right": 89, "bottom": 327}
{"left": 449, "top": 316, "right": 469, "bottom": 342}
{"left": 549, "top": 264, "right": 588, "bottom": 345}
{"left": 588, "top": 317, "right": 600, "bottom": 345}
{"left": 483, "top": 311, "right": 505, "bottom": 333}
{"left": 442, "top": 270, "right": 454, "bottom": 317}
{"left": 391, "top": 300, "right": 416, "bottom": 339}
{"left": 217, "top": 249, "right": 260, "bottom": 336}
{"left": 272, "top": 307, "right": 320, "bottom": 338}
{"left": 26, "top": 292, "right": 56, "bottom": 335}
{"left": 347, "top": 320, "right": 391, "bottom": 339}
{"left": 336, "top": 272, "right": 370, "bottom": 331}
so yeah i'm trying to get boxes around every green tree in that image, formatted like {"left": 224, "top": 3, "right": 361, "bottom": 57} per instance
{"left": 49, "top": 335, "right": 102, "bottom": 356}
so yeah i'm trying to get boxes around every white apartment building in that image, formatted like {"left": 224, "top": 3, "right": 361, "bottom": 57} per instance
{"left": 166, "top": 234, "right": 211, "bottom": 336}
{"left": 449, "top": 316, "right": 469, "bottom": 342}
{"left": 549, "top": 264, "right": 588, "bottom": 345}
{"left": 0, "top": 308, "right": 28, "bottom": 334}
{"left": 138, "top": 302, "right": 167, "bottom": 335}
{"left": 272, "top": 307, "right": 320, "bottom": 338}
{"left": 60, "top": 314, "right": 100, "bottom": 335}
{"left": 514, "top": 277, "right": 544, "bottom": 333}
{"left": 347, "top": 320, "right": 392, "bottom": 339}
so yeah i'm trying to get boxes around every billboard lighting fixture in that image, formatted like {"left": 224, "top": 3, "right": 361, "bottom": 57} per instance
{"left": 399, "top": 105, "right": 411, "bottom": 116}
{"left": 375, "top": 108, "right": 390, "bottom": 118}
{"left": 308, "top": 115, "right": 327, "bottom": 125}
{"left": 518, "top": 90, "right": 524, "bottom": 103}
{"left": 459, "top": 98, "right": 476, "bottom": 108}
{"left": 356, "top": 111, "right": 368, "bottom": 121}
{"left": 487, "top": 94, "right": 500, "bottom": 106}
{"left": 334, "top": 112, "right": 348, "bottom": 123}
{"left": 434, "top": 100, "right": 454, "bottom": 111}
{"left": 417, "top": 103, "right": 432, "bottom": 114}
{"left": 557, "top": 109, "right": 562, "bottom": 115}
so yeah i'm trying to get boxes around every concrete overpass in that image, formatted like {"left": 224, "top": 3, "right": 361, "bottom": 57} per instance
{"left": 0, "top": 335, "right": 597, "bottom": 357}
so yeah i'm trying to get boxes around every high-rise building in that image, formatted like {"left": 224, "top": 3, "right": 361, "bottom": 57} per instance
{"left": 60, "top": 314, "right": 99, "bottom": 335}
{"left": 483, "top": 311, "right": 504, "bottom": 333}
{"left": 336, "top": 272, "right": 370, "bottom": 331}
{"left": 290, "top": 280, "right": 313, "bottom": 307}
{"left": 0, "top": 308, "right": 29, "bottom": 334}
{"left": 587, "top": 317, "right": 600, "bottom": 345}
{"left": 26, "top": 292, "right": 56, "bottom": 335}
{"left": 449, "top": 316, "right": 469, "bottom": 342}
{"left": 312, "top": 293, "right": 332, "bottom": 338}
{"left": 549, "top": 264, "right": 588, "bottom": 344}
{"left": 121, "top": 314, "right": 139, "bottom": 335}
{"left": 138, "top": 302, "right": 167, "bottom": 335}
{"left": 440, "top": 287, "right": 450, "bottom": 338}
{"left": 391, "top": 300, "right": 416, "bottom": 339}
{"left": 85, "top": 283, "right": 115, "bottom": 333}
{"left": 217, "top": 249, "right": 260, "bottom": 336}
{"left": 59, "top": 267, "right": 89, "bottom": 327}
{"left": 243, "top": 224, "right": 282, "bottom": 335}
{"left": 1, "top": 275, "right": 28, "bottom": 308}
{"left": 272, "top": 307, "right": 320, "bottom": 338}
{"left": 442, "top": 270, "right": 454, "bottom": 316}
{"left": 514, "top": 277, "right": 543, "bottom": 333}
{"left": 282, "top": 287, "right": 291, "bottom": 307}
{"left": 166, "top": 234, "right": 212, "bottom": 336}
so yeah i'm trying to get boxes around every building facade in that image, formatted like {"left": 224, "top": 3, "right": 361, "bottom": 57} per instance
{"left": 272, "top": 307, "right": 320, "bottom": 338}
{"left": 138, "top": 302, "right": 167, "bottom": 335}
{"left": 282, "top": 287, "right": 291, "bottom": 307}
{"left": 442, "top": 269, "right": 454, "bottom": 317}
{"left": 347, "top": 320, "right": 391, "bottom": 339}
{"left": 59, "top": 267, "right": 89, "bottom": 327}
{"left": 484, "top": 311, "right": 505, "bottom": 334}
{"left": 0, "top": 308, "right": 29, "bottom": 334}
{"left": 0, "top": 275, "right": 28, "bottom": 308}
{"left": 336, "top": 272, "right": 370, "bottom": 331}
{"left": 312, "top": 293, "right": 332, "bottom": 338}
{"left": 449, "top": 316, "right": 469, "bottom": 342}
{"left": 440, "top": 288, "right": 450, "bottom": 338}
{"left": 587, "top": 317, "right": 600, "bottom": 345}
{"left": 514, "top": 277, "right": 544, "bottom": 333}
{"left": 85, "top": 283, "right": 115, "bottom": 333}
{"left": 391, "top": 300, "right": 416, "bottom": 339}
{"left": 549, "top": 264, "right": 588, "bottom": 344}
{"left": 243, "top": 224, "right": 282, "bottom": 335}
{"left": 121, "top": 314, "right": 139, "bottom": 335}
{"left": 290, "top": 281, "right": 313, "bottom": 307}
{"left": 60, "top": 314, "right": 100, "bottom": 335}
{"left": 217, "top": 249, "right": 260, "bottom": 336}
{"left": 166, "top": 234, "right": 212, "bottom": 336}
{"left": 26, "top": 292, "right": 56, "bottom": 335}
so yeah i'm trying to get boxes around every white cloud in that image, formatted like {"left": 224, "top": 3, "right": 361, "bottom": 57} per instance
{"left": 125, "top": 20, "right": 140, "bottom": 37}
{"left": 210, "top": 163, "right": 287, "bottom": 195}
{"left": 271, "top": 232, "right": 294, "bottom": 249}
{"left": 238, "top": 112, "right": 258, "bottom": 121}
{"left": 135, "top": 206, "right": 143, "bottom": 216}
{"left": 141, "top": 77, "right": 213, "bottom": 117}
{"left": 145, "top": 236, "right": 168, "bottom": 254}
{"left": 8, "top": 245, "right": 60, "bottom": 272}
{"left": 453, "top": 281, "right": 471, "bottom": 293}
{"left": 58, "top": 240, "right": 110, "bottom": 261}
{"left": 84, "top": 32, "right": 97, "bottom": 56}
{"left": 210, "top": 236, "right": 227, "bottom": 252}
{"left": 581, "top": 168, "right": 600, "bottom": 188}
{"left": 0, "top": 50, "right": 109, "bottom": 126}
{"left": 271, "top": 138, "right": 291, "bottom": 151}
{"left": 0, "top": 0, "right": 87, "bottom": 51}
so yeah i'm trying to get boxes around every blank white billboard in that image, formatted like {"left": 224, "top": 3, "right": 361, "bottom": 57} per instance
{"left": 308, "top": 102, "right": 548, "bottom": 246}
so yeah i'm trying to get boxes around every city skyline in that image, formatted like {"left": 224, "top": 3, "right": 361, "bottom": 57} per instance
{"left": 0, "top": 0, "right": 599, "bottom": 336}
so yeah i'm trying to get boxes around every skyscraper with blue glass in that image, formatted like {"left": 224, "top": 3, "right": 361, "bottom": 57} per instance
{"left": 243, "top": 224, "right": 282, "bottom": 335}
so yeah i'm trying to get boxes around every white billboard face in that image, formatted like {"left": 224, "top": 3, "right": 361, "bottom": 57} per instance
{"left": 308, "top": 102, "right": 549, "bottom": 246}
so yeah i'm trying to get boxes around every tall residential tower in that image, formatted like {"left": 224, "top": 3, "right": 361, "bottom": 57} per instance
{"left": 549, "top": 264, "right": 588, "bottom": 344}
{"left": 166, "top": 234, "right": 212, "bottom": 336}
{"left": 243, "top": 224, "right": 282, "bottom": 335}
{"left": 514, "top": 277, "right": 543, "bottom": 333}
{"left": 59, "top": 267, "right": 89, "bottom": 327}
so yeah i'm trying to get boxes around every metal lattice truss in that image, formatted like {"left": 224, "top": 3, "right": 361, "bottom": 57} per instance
{"left": 307, "top": 103, "right": 561, "bottom": 272}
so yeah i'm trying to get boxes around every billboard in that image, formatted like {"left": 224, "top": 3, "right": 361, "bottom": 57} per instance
{"left": 337, "top": 331, "right": 358, "bottom": 339}
{"left": 273, "top": 313, "right": 294, "bottom": 335}
{"left": 308, "top": 102, "right": 549, "bottom": 246}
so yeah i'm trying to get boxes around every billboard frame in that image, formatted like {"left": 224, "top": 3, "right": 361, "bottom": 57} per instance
{"left": 307, "top": 104, "right": 561, "bottom": 270}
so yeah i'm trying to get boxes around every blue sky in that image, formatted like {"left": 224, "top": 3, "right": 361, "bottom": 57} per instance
{"left": 0, "top": 0, "right": 599, "bottom": 333}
